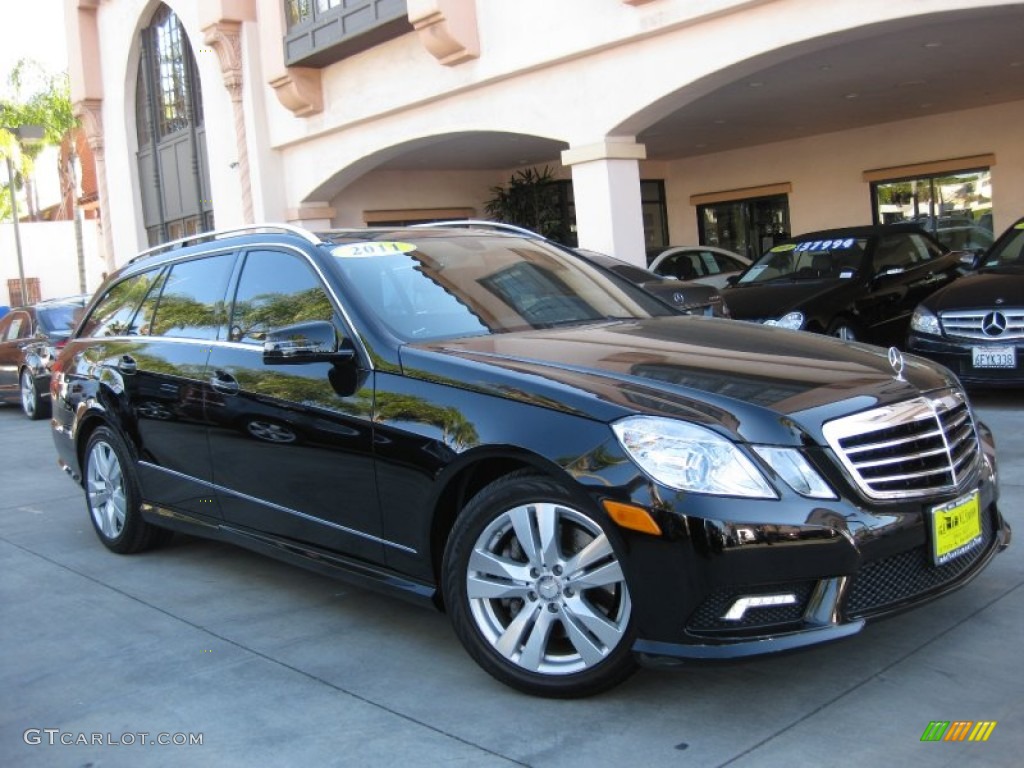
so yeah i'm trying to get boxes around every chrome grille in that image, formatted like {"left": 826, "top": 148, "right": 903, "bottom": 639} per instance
{"left": 822, "top": 390, "right": 981, "bottom": 500}
{"left": 939, "top": 308, "right": 1024, "bottom": 340}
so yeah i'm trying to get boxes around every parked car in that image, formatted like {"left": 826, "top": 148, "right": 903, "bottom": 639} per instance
{"left": 574, "top": 249, "right": 727, "bottom": 317}
{"left": 0, "top": 295, "right": 89, "bottom": 419}
{"left": 907, "top": 216, "right": 1024, "bottom": 387}
{"left": 720, "top": 224, "right": 970, "bottom": 346}
{"left": 647, "top": 245, "right": 751, "bottom": 288}
{"left": 51, "top": 224, "right": 1009, "bottom": 697}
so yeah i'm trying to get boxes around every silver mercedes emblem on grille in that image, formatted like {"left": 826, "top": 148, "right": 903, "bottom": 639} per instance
{"left": 981, "top": 311, "right": 1007, "bottom": 337}
{"left": 888, "top": 346, "right": 905, "bottom": 381}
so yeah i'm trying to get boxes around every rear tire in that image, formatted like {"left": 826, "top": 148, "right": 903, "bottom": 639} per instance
{"left": 83, "top": 426, "right": 170, "bottom": 553}
{"left": 20, "top": 369, "right": 47, "bottom": 420}
{"left": 443, "top": 472, "right": 637, "bottom": 697}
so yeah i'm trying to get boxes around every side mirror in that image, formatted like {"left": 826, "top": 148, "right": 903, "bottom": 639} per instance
{"left": 875, "top": 266, "right": 905, "bottom": 279}
{"left": 263, "top": 321, "right": 354, "bottom": 365}
{"left": 725, "top": 275, "right": 739, "bottom": 287}
{"left": 953, "top": 249, "right": 983, "bottom": 271}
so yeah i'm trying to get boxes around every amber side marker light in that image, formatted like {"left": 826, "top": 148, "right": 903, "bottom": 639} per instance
{"left": 602, "top": 500, "right": 662, "bottom": 536}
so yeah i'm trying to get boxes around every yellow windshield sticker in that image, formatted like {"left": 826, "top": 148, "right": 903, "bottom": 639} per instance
{"left": 332, "top": 241, "right": 416, "bottom": 258}
{"left": 770, "top": 243, "right": 797, "bottom": 252}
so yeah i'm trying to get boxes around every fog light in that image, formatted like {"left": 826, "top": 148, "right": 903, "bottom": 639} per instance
{"left": 723, "top": 593, "right": 798, "bottom": 621}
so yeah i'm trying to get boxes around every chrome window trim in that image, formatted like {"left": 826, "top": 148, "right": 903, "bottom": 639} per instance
{"left": 82, "top": 241, "right": 374, "bottom": 371}
{"left": 138, "top": 462, "right": 415, "bottom": 554}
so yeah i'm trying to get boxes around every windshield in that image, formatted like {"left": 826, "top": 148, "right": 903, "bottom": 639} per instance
{"left": 737, "top": 237, "right": 868, "bottom": 284}
{"left": 982, "top": 222, "right": 1024, "bottom": 267}
{"left": 329, "top": 235, "right": 674, "bottom": 341}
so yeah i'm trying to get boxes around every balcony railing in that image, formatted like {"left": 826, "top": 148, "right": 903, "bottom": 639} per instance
{"left": 284, "top": 0, "right": 412, "bottom": 68}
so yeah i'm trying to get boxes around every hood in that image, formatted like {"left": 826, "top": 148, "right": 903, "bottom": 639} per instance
{"left": 922, "top": 267, "right": 1024, "bottom": 312}
{"left": 400, "top": 316, "right": 955, "bottom": 447}
{"left": 720, "top": 278, "right": 857, "bottom": 320}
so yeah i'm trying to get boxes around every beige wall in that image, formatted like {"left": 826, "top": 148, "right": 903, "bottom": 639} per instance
{"left": 0, "top": 220, "right": 105, "bottom": 305}
{"left": 330, "top": 169, "right": 506, "bottom": 226}
{"left": 663, "top": 100, "right": 1024, "bottom": 245}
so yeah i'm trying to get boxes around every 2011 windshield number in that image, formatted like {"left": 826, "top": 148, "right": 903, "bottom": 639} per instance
{"left": 333, "top": 241, "right": 415, "bottom": 258}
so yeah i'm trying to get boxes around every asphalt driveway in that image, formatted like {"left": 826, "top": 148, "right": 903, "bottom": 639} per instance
{"left": 1, "top": 391, "right": 1021, "bottom": 767}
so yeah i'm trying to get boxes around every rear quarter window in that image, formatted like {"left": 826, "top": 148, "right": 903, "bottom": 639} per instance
{"left": 79, "top": 270, "right": 165, "bottom": 338}
{"left": 148, "top": 254, "right": 235, "bottom": 340}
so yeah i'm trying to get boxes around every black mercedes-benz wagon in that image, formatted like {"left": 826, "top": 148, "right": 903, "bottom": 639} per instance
{"left": 50, "top": 224, "right": 1010, "bottom": 697}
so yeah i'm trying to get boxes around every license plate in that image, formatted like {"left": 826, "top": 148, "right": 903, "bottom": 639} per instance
{"left": 931, "top": 490, "right": 982, "bottom": 565}
{"left": 972, "top": 346, "right": 1016, "bottom": 368}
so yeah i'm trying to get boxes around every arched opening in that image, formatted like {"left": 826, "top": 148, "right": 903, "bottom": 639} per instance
{"left": 134, "top": 3, "right": 213, "bottom": 246}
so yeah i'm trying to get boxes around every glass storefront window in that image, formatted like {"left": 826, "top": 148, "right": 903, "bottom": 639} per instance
{"left": 697, "top": 194, "right": 790, "bottom": 261}
{"left": 872, "top": 168, "right": 993, "bottom": 254}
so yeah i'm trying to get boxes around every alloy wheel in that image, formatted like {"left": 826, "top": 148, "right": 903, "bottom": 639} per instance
{"left": 465, "top": 500, "right": 631, "bottom": 676}
{"left": 86, "top": 440, "right": 127, "bottom": 540}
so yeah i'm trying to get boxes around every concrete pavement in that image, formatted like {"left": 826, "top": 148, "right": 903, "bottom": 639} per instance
{"left": 1, "top": 392, "right": 1022, "bottom": 767}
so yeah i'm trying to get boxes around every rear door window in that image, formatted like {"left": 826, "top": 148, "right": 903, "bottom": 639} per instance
{"left": 149, "top": 255, "right": 235, "bottom": 340}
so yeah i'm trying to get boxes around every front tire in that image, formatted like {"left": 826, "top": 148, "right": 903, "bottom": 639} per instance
{"left": 443, "top": 473, "right": 637, "bottom": 697}
{"left": 827, "top": 318, "right": 860, "bottom": 342}
{"left": 83, "top": 426, "right": 169, "bottom": 553}
{"left": 20, "top": 369, "right": 46, "bottom": 420}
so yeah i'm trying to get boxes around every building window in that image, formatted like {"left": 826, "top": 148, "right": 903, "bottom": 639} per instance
{"left": 548, "top": 180, "right": 667, "bottom": 250}
{"left": 697, "top": 194, "right": 790, "bottom": 261}
{"left": 284, "top": 0, "right": 412, "bottom": 68}
{"left": 871, "top": 168, "right": 994, "bottom": 254}
{"left": 135, "top": 4, "right": 213, "bottom": 246}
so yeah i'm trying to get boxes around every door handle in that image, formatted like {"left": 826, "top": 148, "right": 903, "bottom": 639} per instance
{"left": 210, "top": 370, "right": 240, "bottom": 395}
{"left": 117, "top": 355, "right": 137, "bottom": 375}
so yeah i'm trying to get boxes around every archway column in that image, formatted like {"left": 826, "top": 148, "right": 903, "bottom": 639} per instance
{"left": 561, "top": 139, "right": 647, "bottom": 266}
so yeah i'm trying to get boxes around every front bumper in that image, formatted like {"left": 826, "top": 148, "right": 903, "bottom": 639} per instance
{"left": 631, "top": 500, "right": 1009, "bottom": 663}
{"left": 612, "top": 418, "right": 1010, "bottom": 664}
{"left": 907, "top": 333, "right": 1024, "bottom": 387}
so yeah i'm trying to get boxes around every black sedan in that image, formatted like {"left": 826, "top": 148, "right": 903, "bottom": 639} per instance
{"left": 0, "top": 296, "right": 88, "bottom": 419}
{"left": 721, "top": 224, "right": 969, "bottom": 346}
{"left": 907, "top": 216, "right": 1024, "bottom": 386}
{"left": 574, "top": 249, "right": 727, "bottom": 317}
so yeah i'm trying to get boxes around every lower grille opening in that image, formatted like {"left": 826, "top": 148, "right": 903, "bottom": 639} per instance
{"left": 844, "top": 508, "right": 996, "bottom": 619}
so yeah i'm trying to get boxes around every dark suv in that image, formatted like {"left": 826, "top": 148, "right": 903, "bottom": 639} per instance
{"left": 50, "top": 224, "right": 1010, "bottom": 697}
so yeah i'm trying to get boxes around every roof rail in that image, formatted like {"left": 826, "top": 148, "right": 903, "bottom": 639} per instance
{"left": 130, "top": 224, "right": 323, "bottom": 263}
{"left": 409, "top": 219, "right": 546, "bottom": 239}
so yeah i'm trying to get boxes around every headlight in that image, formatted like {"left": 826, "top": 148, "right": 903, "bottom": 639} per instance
{"left": 751, "top": 446, "right": 836, "bottom": 499}
{"left": 910, "top": 306, "right": 941, "bottom": 335}
{"left": 764, "top": 311, "right": 804, "bottom": 330}
{"left": 612, "top": 416, "right": 776, "bottom": 498}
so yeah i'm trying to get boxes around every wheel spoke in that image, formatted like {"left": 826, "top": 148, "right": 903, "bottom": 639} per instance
{"left": 494, "top": 602, "right": 540, "bottom": 661}
{"left": 564, "top": 594, "right": 628, "bottom": 651}
{"left": 100, "top": 501, "right": 118, "bottom": 538}
{"left": 467, "top": 548, "right": 531, "bottom": 599}
{"left": 517, "top": 608, "right": 557, "bottom": 672}
{"left": 560, "top": 607, "right": 610, "bottom": 666}
{"left": 563, "top": 533, "right": 613, "bottom": 579}
{"left": 535, "top": 503, "right": 560, "bottom": 569}
{"left": 95, "top": 445, "right": 113, "bottom": 481}
{"left": 568, "top": 559, "right": 625, "bottom": 591}
{"left": 508, "top": 504, "right": 541, "bottom": 566}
